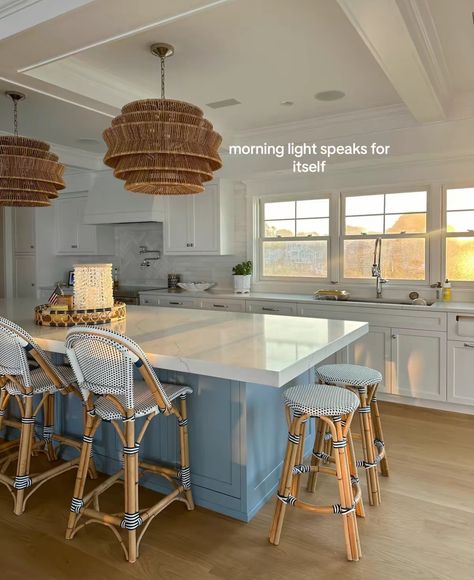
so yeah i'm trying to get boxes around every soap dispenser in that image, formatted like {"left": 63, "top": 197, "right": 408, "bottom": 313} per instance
{"left": 442, "top": 279, "right": 452, "bottom": 302}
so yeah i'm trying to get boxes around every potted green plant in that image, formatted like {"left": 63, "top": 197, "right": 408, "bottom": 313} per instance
{"left": 232, "top": 260, "right": 252, "bottom": 294}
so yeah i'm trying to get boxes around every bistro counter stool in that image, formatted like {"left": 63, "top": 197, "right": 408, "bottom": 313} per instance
{"left": 308, "top": 363, "right": 389, "bottom": 507}
{"left": 0, "top": 316, "right": 86, "bottom": 515}
{"left": 65, "top": 326, "right": 194, "bottom": 564}
{"left": 269, "top": 383, "right": 363, "bottom": 562}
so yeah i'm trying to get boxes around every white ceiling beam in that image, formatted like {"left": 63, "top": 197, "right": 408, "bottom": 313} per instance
{"left": 337, "top": 0, "right": 447, "bottom": 122}
{"left": 0, "top": 0, "right": 94, "bottom": 40}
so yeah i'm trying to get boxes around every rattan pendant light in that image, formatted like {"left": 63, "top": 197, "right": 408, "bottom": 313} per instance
{"left": 103, "top": 43, "right": 222, "bottom": 195}
{"left": 0, "top": 91, "right": 65, "bottom": 207}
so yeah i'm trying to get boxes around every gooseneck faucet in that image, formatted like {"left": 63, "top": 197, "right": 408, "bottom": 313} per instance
{"left": 372, "top": 237, "right": 388, "bottom": 298}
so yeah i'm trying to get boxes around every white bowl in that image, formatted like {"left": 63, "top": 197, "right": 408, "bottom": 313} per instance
{"left": 177, "top": 282, "right": 215, "bottom": 292}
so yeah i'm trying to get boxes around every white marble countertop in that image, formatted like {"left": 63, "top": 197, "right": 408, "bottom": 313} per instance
{"left": 0, "top": 299, "right": 368, "bottom": 387}
{"left": 139, "top": 288, "right": 474, "bottom": 313}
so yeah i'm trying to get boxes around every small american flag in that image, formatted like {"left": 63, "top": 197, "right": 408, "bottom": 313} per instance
{"left": 48, "top": 283, "right": 63, "bottom": 305}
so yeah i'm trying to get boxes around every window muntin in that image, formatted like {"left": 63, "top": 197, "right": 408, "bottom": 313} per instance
{"left": 260, "top": 197, "right": 330, "bottom": 279}
{"left": 445, "top": 187, "right": 474, "bottom": 281}
{"left": 343, "top": 190, "right": 428, "bottom": 281}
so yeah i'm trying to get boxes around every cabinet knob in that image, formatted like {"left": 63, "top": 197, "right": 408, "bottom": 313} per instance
{"left": 71, "top": 244, "right": 78, "bottom": 249}
{"left": 392, "top": 334, "right": 397, "bottom": 339}
{"left": 30, "top": 245, "right": 34, "bottom": 249}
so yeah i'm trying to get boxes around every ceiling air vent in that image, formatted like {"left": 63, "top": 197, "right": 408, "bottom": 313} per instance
{"left": 206, "top": 98, "right": 241, "bottom": 109}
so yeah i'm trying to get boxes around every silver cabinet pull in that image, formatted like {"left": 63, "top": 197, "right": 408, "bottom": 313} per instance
{"left": 169, "top": 301, "right": 183, "bottom": 305}
{"left": 71, "top": 244, "right": 78, "bottom": 248}
{"left": 262, "top": 307, "right": 279, "bottom": 312}
{"left": 464, "top": 343, "right": 474, "bottom": 348}
{"left": 213, "top": 304, "right": 227, "bottom": 308}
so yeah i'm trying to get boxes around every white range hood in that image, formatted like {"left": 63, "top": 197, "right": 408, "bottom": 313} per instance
{"left": 84, "top": 170, "right": 166, "bottom": 224}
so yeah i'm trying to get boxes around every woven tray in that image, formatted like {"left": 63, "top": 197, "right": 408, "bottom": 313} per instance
{"left": 34, "top": 302, "right": 126, "bottom": 327}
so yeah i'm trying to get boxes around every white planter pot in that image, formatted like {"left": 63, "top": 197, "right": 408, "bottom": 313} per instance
{"left": 233, "top": 275, "right": 251, "bottom": 294}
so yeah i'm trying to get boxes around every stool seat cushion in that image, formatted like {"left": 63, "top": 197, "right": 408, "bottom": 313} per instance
{"left": 4, "top": 364, "right": 76, "bottom": 396}
{"left": 94, "top": 379, "right": 192, "bottom": 421}
{"left": 317, "top": 364, "right": 382, "bottom": 387}
{"left": 284, "top": 383, "right": 360, "bottom": 417}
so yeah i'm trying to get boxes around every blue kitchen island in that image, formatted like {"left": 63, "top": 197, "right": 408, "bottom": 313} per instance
{"left": 0, "top": 299, "right": 368, "bottom": 521}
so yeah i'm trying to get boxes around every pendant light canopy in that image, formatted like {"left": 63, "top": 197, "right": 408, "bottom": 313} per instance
{"left": 103, "top": 43, "right": 223, "bottom": 195}
{"left": 0, "top": 91, "right": 65, "bottom": 207}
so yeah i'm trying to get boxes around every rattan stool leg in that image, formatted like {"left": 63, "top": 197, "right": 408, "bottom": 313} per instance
{"left": 291, "top": 413, "right": 307, "bottom": 499}
{"left": 370, "top": 389, "right": 389, "bottom": 476}
{"left": 346, "top": 426, "right": 365, "bottom": 518}
{"left": 306, "top": 417, "right": 325, "bottom": 493}
{"left": 66, "top": 411, "right": 98, "bottom": 540}
{"left": 178, "top": 395, "right": 194, "bottom": 510}
{"left": 13, "top": 394, "right": 35, "bottom": 515}
{"left": 123, "top": 417, "right": 139, "bottom": 563}
{"left": 358, "top": 389, "right": 381, "bottom": 507}
{"left": 43, "top": 394, "right": 57, "bottom": 463}
{"left": 269, "top": 415, "right": 305, "bottom": 545}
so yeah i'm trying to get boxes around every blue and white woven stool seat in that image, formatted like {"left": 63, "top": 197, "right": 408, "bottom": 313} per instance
{"left": 4, "top": 364, "right": 75, "bottom": 396}
{"left": 284, "top": 383, "right": 359, "bottom": 417}
{"left": 94, "top": 380, "right": 193, "bottom": 421}
{"left": 317, "top": 363, "right": 382, "bottom": 387}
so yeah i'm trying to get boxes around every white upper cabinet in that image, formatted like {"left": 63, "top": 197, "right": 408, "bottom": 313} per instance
{"left": 164, "top": 181, "right": 234, "bottom": 255}
{"left": 13, "top": 208, "right": 36, "bottom": 253}
{"left": 55, "top": 194, "right": 114, "bottom": 255}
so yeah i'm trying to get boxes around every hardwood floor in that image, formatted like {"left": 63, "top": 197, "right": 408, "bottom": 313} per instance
{"left": 0, "top": 402, "right": 473, "bottom": 580}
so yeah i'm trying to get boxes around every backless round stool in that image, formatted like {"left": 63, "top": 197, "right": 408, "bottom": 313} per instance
{"left": 269, "top": 383, "right": 363, "bottom": 562}
{"left": 309, "top": 363, "right": 389, "bottom": 507}
{"left": 65, "top": 326, "right": 194, "bottom": 563}
{"left": 0, "top": 316, "right": 89, "bottom": 515}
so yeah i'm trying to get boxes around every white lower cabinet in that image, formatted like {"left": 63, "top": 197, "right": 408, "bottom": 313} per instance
{"left": 246, "top": 300, "right": 297, "bottom": 316}
{"left": 346, "top": 326, "right": 391, "bottom": 394}
{"left": 391, "top": 328, "right": 446, "bottom": 401}
{"left": 447, "top": 340, "right": 474, "bottom": 405}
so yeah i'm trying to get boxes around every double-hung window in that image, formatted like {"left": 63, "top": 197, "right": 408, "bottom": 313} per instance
{"left": 445, "top": 187, "right": 474, "bottom": 282}
{"left": 342, "top": 190, "right": 428, "bottom": 281}
{"left": 260, "top": 196, "right": 330, "bottom": 279}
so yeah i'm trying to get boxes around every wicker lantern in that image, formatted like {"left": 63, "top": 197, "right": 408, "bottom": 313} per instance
{"left": 103, "top": 43, "right": 222, "bottom": 195}
{"left": 0, "top": 92, "right": 65, "bottom": 207}
{"left": 73, "top": 264, "right": 114, "bottom": 310}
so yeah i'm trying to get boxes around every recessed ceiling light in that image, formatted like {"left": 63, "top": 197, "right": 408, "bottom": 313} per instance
{"left": 314, "top": 90, "right": 345, "bottom": 102}
{"left": 77, "top": 138, "right": 100, "bottom": 144}
{"left": 206, "top": 98, "right": 241, "bottom": 109}
{"left": 280, "top": 100, "right": 294, "bottom": 106}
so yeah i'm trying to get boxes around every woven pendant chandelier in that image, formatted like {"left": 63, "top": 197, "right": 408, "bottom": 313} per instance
{"left": 103, "top": 43, "right": 222, "bottom": 195}
{"left": 0, "top": 91, "right": 65, "bottom": 207}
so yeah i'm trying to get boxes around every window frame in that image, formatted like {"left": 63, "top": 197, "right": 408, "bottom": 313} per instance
{"left": 340, "top": 188, "right": 431, "bottom": 285}
{"left": 258, "top": 192, "right": 333, "bottom": 283}
{"left": 442, "top": 184, "right": 474, "bottom": 287}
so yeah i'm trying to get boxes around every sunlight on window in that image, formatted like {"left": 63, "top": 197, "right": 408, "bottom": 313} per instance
{"left": 263, "top": 241, "right": 328, "bottom": 278}
{"left": 446, "top": 188, "right": 474, "bottom": 281}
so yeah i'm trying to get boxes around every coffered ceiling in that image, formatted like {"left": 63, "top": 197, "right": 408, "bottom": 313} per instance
{"left": 0, "top": 0, "right": 471, "bottom": 157}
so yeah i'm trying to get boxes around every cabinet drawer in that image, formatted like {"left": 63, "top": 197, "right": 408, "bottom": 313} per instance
{"left": 448, "top": 313, "right": 474, "bottom": 341}
{"left": 157, "top": 297, "right": 201, "bottom": 309}
{"left": 246, "top": 300, "right": 297, "bottom": 316}
{"left": 297, "top": 303, "right": 447, "bottom": 331}
{"left": 201, "top": 299, "right": 245, "bottom": 313}
{"left": 140, "top": 295, "right": 161, "bottom": 306}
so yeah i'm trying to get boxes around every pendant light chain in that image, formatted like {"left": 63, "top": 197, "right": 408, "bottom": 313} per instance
{"left": 160, "top": 55, "right": 166, "bottom": 99}
{"left": 13, "top": 98, "right": 19, "bottom": 136}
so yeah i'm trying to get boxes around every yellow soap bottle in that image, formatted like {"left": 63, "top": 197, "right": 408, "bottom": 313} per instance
{"left": 442, "top": 279, "right": 452, "bottom": 302}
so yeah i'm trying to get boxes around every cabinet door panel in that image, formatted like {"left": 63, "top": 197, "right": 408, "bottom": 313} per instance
{"left": 56, "top": 196, "right": 97, "bottom": 254}
{"left": 447, "top": 341, "right": 474, "bottom": 406}
{"left": 391, "top": 329, "right": 446, "bottom": 401}
{"left": 164, "top": 196, "right": 191, "bottom": 252}
{"left": 14, "top": 255, "right": 36, "bottom": 298}
{"left": 14, "top": 208, "right": 35, "bottom": 253}
{"left": 192, "top": 185, "right": 218, "bottom": 252}
{"left": 347, "top": 326, "right": 391, "bottom": 393}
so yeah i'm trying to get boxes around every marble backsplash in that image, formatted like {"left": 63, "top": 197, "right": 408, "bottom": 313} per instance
{"left": 114, "top": 186, "right": 247, "bottom": 290}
